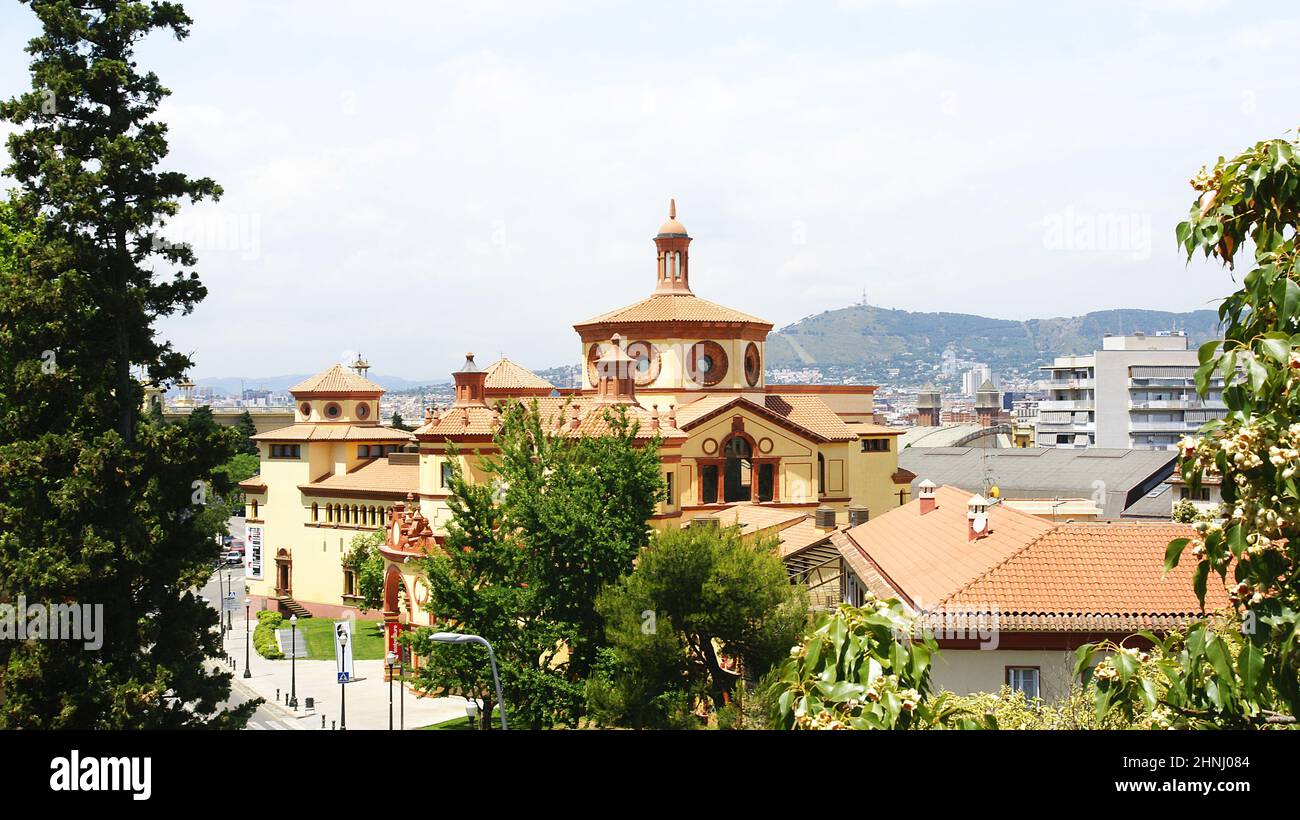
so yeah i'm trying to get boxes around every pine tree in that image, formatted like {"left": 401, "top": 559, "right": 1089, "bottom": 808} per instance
{"left": 233, "top": 411, "right": 259, "bottom": 456}
{"left": 0, "top": 1, "right": 253, "bottom": 727}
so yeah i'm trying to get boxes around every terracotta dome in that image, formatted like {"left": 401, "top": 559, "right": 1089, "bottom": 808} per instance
{"left": 656, "top": 198, "right": 688, "bottom": 237}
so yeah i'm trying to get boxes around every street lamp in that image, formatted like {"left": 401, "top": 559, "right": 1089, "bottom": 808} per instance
{"left": 224, "top": 569, "right": 233, "bottom": 633}
{"left": 429, "top": 632, "right": 507, "bottom": 729}
{"left": 464, "top": 699, "right": 478, "bottom": 729}
{"left": 338, "top": 629, "right": 348, "bottom": 731}
{"left": 288, "top": 613, "right": 298, "bottom": 709}
{"left": 385, "top": 651, "right": 397, "bottom": 730}
{"left": 243, "top": 597, "right": 252, "bottom": 679}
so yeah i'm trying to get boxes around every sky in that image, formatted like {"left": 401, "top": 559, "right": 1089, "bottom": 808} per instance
{"left": 1, "top": 0, "right": 1298, "bottom": 381}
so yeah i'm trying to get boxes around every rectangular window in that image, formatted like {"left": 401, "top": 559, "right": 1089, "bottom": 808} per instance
{"left": 343, "top": 568, "right": 358, "bottom": 597}
{"left": 664, "top": 472, "right": 674, "bottom": 506}
{"left": 1006, "top": 667, "right": 1040, "bottom": 699}
{"left": 757, "top": 463, "right": 774, "bottom": 502}
{"left": 271, "top": 444, "right": 301, "bottom": 459}
{"left": 440, "top": 461, "right": 454, "bottom": 488}
{"left": 861, "top": 438, "right": 890, "bottom": 453}
{"left": 701, "top": 464, "right": 719, "bottom": 505}
{"left": 358, "top": 445, "right": 370, "bottom": 458}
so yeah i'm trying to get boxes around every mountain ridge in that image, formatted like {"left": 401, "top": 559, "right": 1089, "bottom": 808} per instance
{"left": 765, "top": 304, "right": 1222, "bottom": 377}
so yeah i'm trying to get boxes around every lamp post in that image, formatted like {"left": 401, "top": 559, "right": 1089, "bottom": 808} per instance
{"left": 225, "top": 569, "right": 233, "bottom": 633}
{"left": 399, "top": 655, "right": 404, "bottom": 731}
{"left": 243, "top": 597, "right": 252, "bottom": 678}
{"left": 288, "top": 614, "right": 298, "bottom": 709}
{"left": 338, "top": 629, "right": 347, "bottom": 730}
{"left": 464, "top": 699, "right": 478, "bottom": 729}
{"left": 385, "top": 651, "right": 397, "bottom": 730}
{"left": 429, "top": 632, "right": 507, "bottom": 729}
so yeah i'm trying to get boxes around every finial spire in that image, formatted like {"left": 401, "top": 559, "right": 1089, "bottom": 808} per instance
{"left": 669, "top": 198, "right": 676, "bottom": 220}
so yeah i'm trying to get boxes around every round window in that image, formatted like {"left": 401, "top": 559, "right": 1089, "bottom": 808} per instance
{"left": 356, "top": 402, "right": 370, "bottom": 419}
{"left": 687, "top": 341, "right": 728, "bottom": 386}
{"left": 744, "top": 342, "right": 761, "bottom": 386}
{"left": 299, "top": 402, "right": 311, "bottom": 416}
{"left": 626, "top": 340, "right": 660, "bottom": 387}
{"left": 324, "top": 402, "right": 342, "bottom": 419}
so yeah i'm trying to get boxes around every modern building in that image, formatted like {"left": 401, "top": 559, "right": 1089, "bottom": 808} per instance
{"left": 242, "top": 202, "right": 917, "bottom": 657}
{"left": 831, "top": 483, "right": 1229, "bottom": 701}
{"left": 1037, "top": 331, "right": 1225, "bottom": 450}
{"left": 961, "top": 365, "right": 996, "bottom": 397}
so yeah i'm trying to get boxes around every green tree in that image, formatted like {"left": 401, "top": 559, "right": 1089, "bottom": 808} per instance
{"left": 407, "top": 399, "right": 664, "bottom": 728}
{"left": 493, "top": 400, "right": 664, "bottom": 677}
{"left": 586, "top": 524, "right": 808, "bottom": 727}
{"left": 389, "top": 412, "right": 410, "bottom": 431}
{"left": 0, "top": 1, "right": 252, "bottom": 727}
{"left": 343, "top": 531, "right": 385, "bottom": 611}
{"left": 406, "top": 442, "right": 570, "bottom": 729}
{"left": 1081, "top": 132, "right": 1300, "bottom": 728}
{"left": 772, "top": 599, "right": 992, "bottom": 730}
{"left": 233, "top": 410, "right": 259, "bottom": 456}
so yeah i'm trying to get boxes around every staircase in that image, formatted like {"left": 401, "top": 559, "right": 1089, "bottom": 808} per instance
{"left": 277, "top": 596, "right": 311, "bottom": 619}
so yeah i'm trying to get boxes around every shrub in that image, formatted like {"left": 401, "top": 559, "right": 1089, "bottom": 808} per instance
{"left": 253, "top": 610, "right": 284, "bottom": 660}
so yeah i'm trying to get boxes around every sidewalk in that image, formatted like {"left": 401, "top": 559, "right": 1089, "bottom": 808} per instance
{"left": 221, "top": 611, "right": 469, "bottom": 730}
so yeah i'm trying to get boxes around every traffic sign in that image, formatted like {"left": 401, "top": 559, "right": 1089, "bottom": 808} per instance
{"left": 222, "top": 592, "right": 239, "bottom": 612}
{"left": 333, "top": 620, "right": 354, "bottom": 682}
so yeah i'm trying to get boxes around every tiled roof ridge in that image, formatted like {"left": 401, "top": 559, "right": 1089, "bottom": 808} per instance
{"left": 932, "top": 521, "right": 1062, "bottom": 611}
{"left": 934, "top": 516, "right": 1199, "bottom": 613}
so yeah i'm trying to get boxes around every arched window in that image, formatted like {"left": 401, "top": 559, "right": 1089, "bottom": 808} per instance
{"left": 311, "top": 503, "right": 318, "bottom": 522}
{"left": 250, "top": 499, "right": 258, "bottom": 519}
{"left": 818, "top": 453, "right": 826, "bottom": 497}
{"left": 723, "top": 436, "right": 753, "bottom": 503}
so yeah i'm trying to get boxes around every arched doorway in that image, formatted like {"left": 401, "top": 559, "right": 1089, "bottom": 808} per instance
{"left": 722, "top": 435, "right": 753, "bottom": 502}
{"left": 274, "top": 549, "right": 292, "bottom": 596}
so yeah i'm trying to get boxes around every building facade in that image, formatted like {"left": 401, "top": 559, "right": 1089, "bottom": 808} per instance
{"left": 242, "top": 203, "right": 915, "bottom": 660}
{"left": 1037, "top": 331, "right": 1225, "bottom": 449}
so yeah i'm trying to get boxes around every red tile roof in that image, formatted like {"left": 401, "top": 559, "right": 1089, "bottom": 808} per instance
{"left": 413, "top": 397, "right": 685, "bottom": 441}
{"left": 251, "top": 424, "right": 414, "bottom": 442}
{"left": 302, "top": 458, "right": 419, "bottom": 495}
{"left": 483, "top": 358, "right": 555, "bottom": 391}
{"left": 836, "top": 485, "right": 1231, "bottom": 632}
{"left": 289, "top": 364, "right": 385, "bottom": 395}
{"left": 573, "top": 292, "right": 772, "bottom": 328}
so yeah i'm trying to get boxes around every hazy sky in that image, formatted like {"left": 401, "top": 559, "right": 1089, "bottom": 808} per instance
{"left": 2, "top": 0, "right": 1297, "bottom": 380}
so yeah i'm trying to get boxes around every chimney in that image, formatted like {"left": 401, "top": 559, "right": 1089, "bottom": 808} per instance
{"left": 967, "top": 493, "right": 990, "bottom": 541}
{"left": 918, "top": 479, "right": 937, "bottom": 515}
{"left": 452, "top": 352, "right": 488, "bottom": 407}
{"left": 847, "top": 505, "right": 870, "bottom": 527}
{"left": 814, "top": 506, "right": 837, "bottom": 530}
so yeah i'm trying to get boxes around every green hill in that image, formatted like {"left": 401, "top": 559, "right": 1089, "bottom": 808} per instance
{"left": 765, "top": 305, "right": 1222, "bottom": 375}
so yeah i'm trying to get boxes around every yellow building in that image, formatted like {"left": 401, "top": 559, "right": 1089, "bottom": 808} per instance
{"left": 244, "top": 203, "right": 914, "bottom": 661}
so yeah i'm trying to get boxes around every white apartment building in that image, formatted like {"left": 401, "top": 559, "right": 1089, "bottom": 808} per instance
{"left": 961, "top": 365, "right": 996, "bottom": 396}
{"left": 1037, "top": 331, "right": 1225, "bottom": 450}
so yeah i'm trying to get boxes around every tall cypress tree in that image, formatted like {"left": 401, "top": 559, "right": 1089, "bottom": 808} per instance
{"left": 0, "top": 1, "right": 253, "bottom": 727}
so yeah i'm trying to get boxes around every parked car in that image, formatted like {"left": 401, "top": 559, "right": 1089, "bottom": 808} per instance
{"left": 223, "top": 550, "right": 243, "bottom": 566}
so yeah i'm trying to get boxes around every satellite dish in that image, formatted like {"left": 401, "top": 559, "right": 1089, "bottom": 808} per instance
{"left": 972, "top": 513, "right": 988, "bottom": 534}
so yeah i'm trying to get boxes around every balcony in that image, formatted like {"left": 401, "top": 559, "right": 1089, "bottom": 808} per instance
{"left": 1129, "top": 421, "right": 1203, "bottom": 433}
{"left": 1039, "top": 400, "right": 1094, "bottom": 412}
{"left": 1044, "top": 378, "right": 1095, "bottom": 390}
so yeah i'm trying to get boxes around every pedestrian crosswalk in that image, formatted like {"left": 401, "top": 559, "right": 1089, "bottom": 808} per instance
{"left": 245, "top": 717, "right": 307, "bottom": 730}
